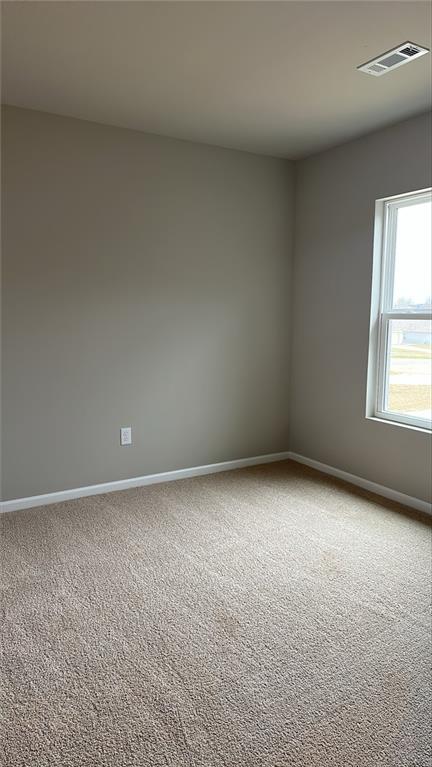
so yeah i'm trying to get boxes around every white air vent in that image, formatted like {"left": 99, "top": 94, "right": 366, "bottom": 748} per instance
{"left": 357, "top": 41, "right": 429, "bottom": 76}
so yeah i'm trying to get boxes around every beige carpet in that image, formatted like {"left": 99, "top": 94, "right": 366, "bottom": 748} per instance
{"left": 1, "top": 460, "right": 431, "bottom": 767}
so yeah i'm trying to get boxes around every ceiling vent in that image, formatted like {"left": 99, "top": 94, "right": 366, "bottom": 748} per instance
{"left": 357, "top": 41, "right": 429, "bottom": 76}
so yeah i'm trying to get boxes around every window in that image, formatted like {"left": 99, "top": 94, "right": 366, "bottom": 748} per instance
{"left": 368, "top": 189, "right": 432, "bottom": 431}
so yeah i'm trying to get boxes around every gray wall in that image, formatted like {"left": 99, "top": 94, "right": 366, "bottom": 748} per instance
{"left": 1, "top": 106, "right": 294, "bottom": 500}
{"left": 290, "top": 112, "right": 432, "bottom": 504}
{"left": 2, "top": 106, "right": 431, "bottom": 504}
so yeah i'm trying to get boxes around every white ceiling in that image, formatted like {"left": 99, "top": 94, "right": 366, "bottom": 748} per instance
{"left": 2, "top": 1, "right": 431, "bottom": 158}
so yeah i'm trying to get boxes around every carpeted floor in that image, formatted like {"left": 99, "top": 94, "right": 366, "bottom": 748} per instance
{"left": 1, "top": 460, "right": 431, "bottom": 767}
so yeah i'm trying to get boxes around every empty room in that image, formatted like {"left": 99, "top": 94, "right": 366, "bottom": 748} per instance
{"left": 1, "top": 1, "right": 431, "bottom": 765}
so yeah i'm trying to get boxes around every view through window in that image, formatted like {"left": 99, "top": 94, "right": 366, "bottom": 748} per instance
{"left": 374, "top": 190, "right": 432, "bottom": 430}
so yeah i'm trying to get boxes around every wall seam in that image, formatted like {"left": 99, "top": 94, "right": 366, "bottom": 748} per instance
{"left": 287, "top": 158, "right": 299, "bottom": 452}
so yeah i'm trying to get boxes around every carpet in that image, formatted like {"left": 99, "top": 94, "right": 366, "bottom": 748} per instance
{"left": 1, "top": 460, "right": 431, "bottom": 767}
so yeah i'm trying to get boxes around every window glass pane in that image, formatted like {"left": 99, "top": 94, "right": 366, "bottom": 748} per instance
{"left": 392, "top": 200, "right": 432, "bottom": 311}
{"left": 387, "top": 319, "right": 432, "bottom": 423}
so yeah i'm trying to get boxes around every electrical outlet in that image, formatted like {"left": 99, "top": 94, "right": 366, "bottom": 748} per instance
{"left": 120, "top": 427, "right": 132, "bottom": 446}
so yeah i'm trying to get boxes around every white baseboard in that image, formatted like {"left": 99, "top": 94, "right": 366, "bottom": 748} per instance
{"left": 1, "top": 449, "right": 430, "bottom": 517}
{"left": 0, "top": 450, "right": 291, "bottom": 514}
{"left": 287, "top": 451, "right": 431, "bottom": 516}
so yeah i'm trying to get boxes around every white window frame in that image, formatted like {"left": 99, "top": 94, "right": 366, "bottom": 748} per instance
{"left": 367, "top": 188, "right": 432, "bottom": 432}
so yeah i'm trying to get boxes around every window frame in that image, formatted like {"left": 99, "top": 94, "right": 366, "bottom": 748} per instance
{"left": 367, "top": 188, "right": 432, "bottom": 432}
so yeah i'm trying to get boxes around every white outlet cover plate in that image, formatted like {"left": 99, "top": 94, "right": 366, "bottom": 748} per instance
{"left": 120, "top": 427, "right": 132, "bottom": 446}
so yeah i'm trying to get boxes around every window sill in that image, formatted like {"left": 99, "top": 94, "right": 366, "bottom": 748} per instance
{"left": 366, "top": 414, "right": 432, "bottom": 435}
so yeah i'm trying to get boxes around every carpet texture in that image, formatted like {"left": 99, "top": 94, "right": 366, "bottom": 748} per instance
{"left": 1, "top": 460, "right": 431, "bottom": 767}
